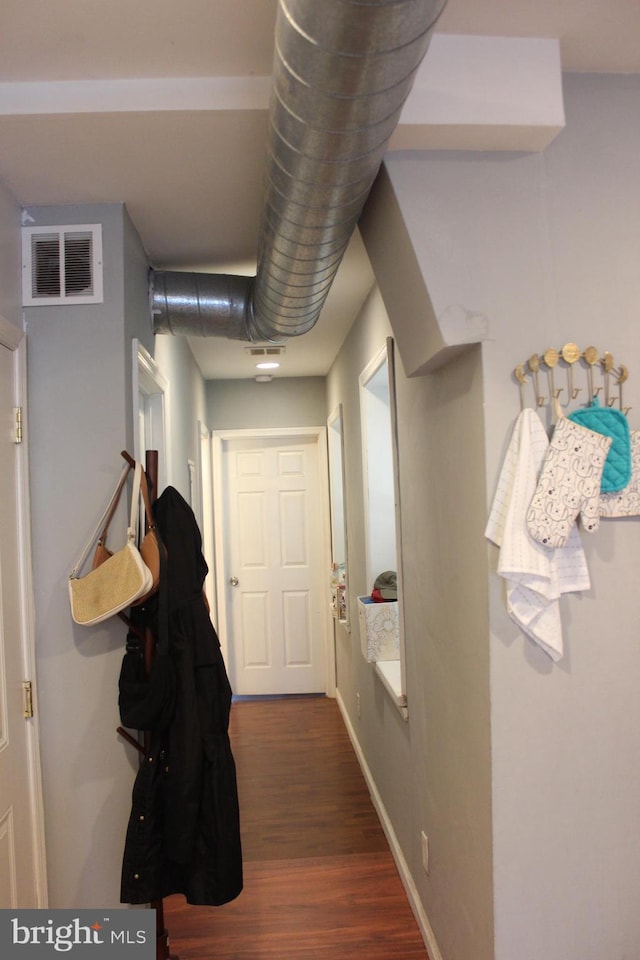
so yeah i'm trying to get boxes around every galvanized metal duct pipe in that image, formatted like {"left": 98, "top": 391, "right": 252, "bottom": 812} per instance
{"left": 151, "top": 0, "right": 446, "bottom": 342}
{"left": 150, "top": 272, "right": 253, "bottom": 339}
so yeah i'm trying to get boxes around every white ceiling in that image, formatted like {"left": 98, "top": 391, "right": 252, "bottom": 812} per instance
{"left": 2, "top": 0, "right": 639, "bottom": 379}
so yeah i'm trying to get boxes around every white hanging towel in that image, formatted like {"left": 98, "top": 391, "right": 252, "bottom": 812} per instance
{"left": 485, "top": 408, "right": 591, "bottom": 661}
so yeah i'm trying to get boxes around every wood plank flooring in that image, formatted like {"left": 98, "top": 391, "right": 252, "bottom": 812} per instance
{"left": 164, "top": 696, "right": 430, "bottom": 959}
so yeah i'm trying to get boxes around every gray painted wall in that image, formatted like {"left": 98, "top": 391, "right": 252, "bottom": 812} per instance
{"left": 375, "top": 73, "right": 640, "bottom": 959}
{"left": 207, "top": 376, "right": 326, "bottom": 430}
{"left": 327, "top": 287, "right": 493, "bottom": 960}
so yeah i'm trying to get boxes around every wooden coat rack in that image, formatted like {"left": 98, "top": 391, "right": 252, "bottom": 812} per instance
{"left": 116, "top": 448, "right": 177, "bottom": 960}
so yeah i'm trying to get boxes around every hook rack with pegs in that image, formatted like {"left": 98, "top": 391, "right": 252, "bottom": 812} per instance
{"left": 513, "top": 344, "right": 631, "bottom": 415}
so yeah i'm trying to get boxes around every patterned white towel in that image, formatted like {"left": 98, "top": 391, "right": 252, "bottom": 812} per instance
{"left": 485, "top": 409, "right": 591, "bottom": 661}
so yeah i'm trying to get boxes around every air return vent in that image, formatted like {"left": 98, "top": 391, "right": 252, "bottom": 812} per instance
{"left": 244, "top": 346, "right": 286, "bottom": 357}
{"left": 22, "top": 224, "right": 103, "bottom": 306}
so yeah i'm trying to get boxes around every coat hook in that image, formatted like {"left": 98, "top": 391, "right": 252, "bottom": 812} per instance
{"left": 514, "top": 363, "right": 529, "bottom": 410}
{"left": 601, "top": 351, "right": 615, "bottom": 406}
{"left": 542, "top": 347, "right": 563, "bottom": 399}
{"left": 528, "top": 353, "right": 547, "bottom": 407}
{"left": 583, "top": 345, "right": 599, "bottom": 402}
{"left": 617, "top": 363, "right": 629, "bottom": 413}
{"left": 561, "top": 342, "right": 582, "bottom": 399}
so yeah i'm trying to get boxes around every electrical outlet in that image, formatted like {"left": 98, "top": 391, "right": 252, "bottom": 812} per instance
{"left": 356, "top": 692, "right": 361, "bottom": 718}
{"left": 421, "top": 831, "right": 429, "bottom": 875}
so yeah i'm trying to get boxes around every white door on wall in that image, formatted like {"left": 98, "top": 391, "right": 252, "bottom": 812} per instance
{"left": 0, "top": 324, "right": 46, "bottom": 907}
{"left": 215, "top": 430, "right": 329, "bottom": 696}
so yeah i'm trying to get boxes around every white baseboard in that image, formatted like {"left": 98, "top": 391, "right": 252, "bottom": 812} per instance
{"left": 336, "top": 689, "right": 443, "bottom": 960}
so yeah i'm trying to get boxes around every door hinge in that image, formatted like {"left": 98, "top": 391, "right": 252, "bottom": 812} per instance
{"left": 14, "top": 406, "right": 23, "bottom": 444}
{"left": 23, "top": 680, "right": 34, "bottom": 719}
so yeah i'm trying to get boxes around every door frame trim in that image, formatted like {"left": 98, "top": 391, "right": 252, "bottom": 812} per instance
{"left": 211, "top": 426, "right": 335, "bottom": 697}
{"left": 132, "top": 339, "right": 170, "bottom": 492}
{"left": 1, "top": 315, "right": 48, "bottom": 906}
{"left": 196, "top": 421, "right": 217, "bottom": 623}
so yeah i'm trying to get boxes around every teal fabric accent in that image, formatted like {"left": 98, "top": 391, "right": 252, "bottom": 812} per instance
{"left": 568, "top": 398, "right": 631, "bottom": 493}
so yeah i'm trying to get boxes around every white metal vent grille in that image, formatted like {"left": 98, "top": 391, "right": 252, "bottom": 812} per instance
{"left": 244, "top": 346, "right": 286, "bottom": 357}
{"left": 22, "top": 224, "right": 103, "bottom": 306}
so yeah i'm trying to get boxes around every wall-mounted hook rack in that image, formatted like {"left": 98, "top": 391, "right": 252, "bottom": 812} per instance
{"left": 513, "top": 346, "right": 630, "bottom": 414}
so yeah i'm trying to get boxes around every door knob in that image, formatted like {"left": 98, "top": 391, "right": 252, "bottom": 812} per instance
{"left": 229, "top": 576, "right": 239, "bottom": 587}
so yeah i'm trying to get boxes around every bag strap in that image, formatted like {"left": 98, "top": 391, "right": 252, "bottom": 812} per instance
{"left": 98, "top": 462, "right": 132, "bottom": 547}
{"left": 70, "top": 462, "right": 132, "bottom": 578}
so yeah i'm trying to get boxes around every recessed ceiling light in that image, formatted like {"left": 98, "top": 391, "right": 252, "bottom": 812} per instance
{"left": 256, "top": 361, "right": 280, "bottom": 370}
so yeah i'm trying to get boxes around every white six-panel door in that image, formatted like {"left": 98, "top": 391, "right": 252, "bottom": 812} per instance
{"left": 216, "top": 431, "right": 329, "bottom": 696}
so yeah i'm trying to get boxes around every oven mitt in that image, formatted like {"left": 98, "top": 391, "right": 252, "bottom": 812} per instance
{"left": 568, "top": 397, "right": 631, "bottom": 493}
{"left": 527, "top": 416, "right": 612, "bottom": 548}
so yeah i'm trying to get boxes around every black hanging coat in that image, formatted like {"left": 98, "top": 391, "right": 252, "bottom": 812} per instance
{"left": 120, "top": 486, "right": 243, "bottom": 907}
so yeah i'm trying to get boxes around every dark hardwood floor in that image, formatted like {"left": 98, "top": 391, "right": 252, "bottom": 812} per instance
{"left": 164, "top": 695, "right": 430, "bottom": 959}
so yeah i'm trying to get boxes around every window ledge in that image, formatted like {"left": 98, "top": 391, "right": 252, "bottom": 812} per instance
{"left": 374, "top": 660, "right": 408, "bottom": 721}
